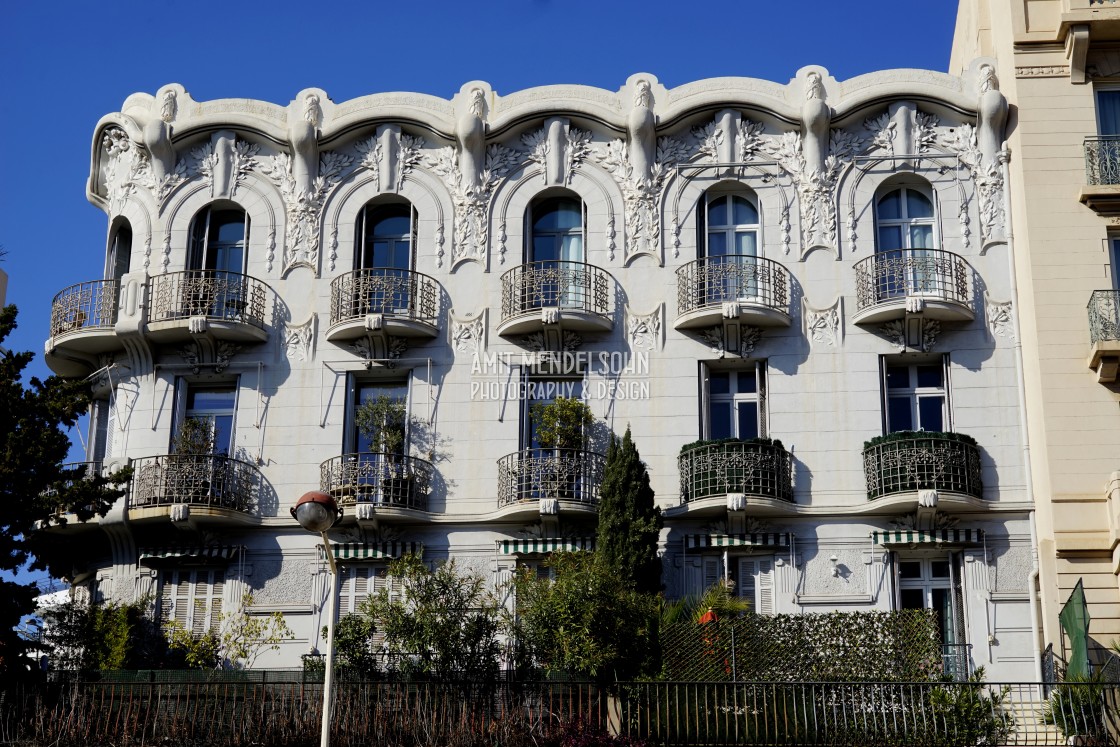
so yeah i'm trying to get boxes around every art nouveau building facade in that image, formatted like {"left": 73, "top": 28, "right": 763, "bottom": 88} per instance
{"left": 43, "top": 64, "right": 1037, "bottom": 678}
{"left": 952, "top": 0, "right": 1120, "bottom": 671}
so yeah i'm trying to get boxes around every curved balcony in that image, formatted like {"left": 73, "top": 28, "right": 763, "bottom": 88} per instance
{"left": 496, "top": 448, "right": 604, "bottom": 519}
{"left": 319, "top": 452, "right": 433, "bottom": 513}
{"left": 326, "top": 268, "right": 440, "bottom": 342}
{"left": 1079, "top": 136, "right": 1120, "bottom": 213}
{"left": 44, "top": 280, "right": 122, "bottom": 376}
{"left": 862, "top": 432, "right": 983, "bottom": 502}
{"left": 675, "top": 256, "right": 792, "bottom": 330}
{"left": 498, "top": 261, "right": 613, "bottom": 336}
{"left": 1087, "top": 290, "right": 1120, "bottom": 382}
{"left": 852, "top": 248, "right": 973, "bottom": 325}
{"left": 146, "top": 270, "right": 268, "bottom": 344}
{"left": 129, "top": 454, "right": 260, "bottom": 520}
{"left": 678, "top": 440, "right": 793, "bottom": 515}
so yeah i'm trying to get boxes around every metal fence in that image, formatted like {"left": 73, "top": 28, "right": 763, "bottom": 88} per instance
{"left": 49, "top": 279, "right": 119, "bottom": 336}
{"left": 1088, "top": 289, "right": 1120, "bottom": 344}
{"left": 496, "top": 448, "right": 605, "bottom": 508}
{"left": 148, "top": 270, "right": 267, "bottom": 329}
{"left": 1085, "top": 136, "right": 1120, "bottom": 185}
{"left": 319, "top": 452, "right": 433, "bottom": 509}
{"left": 7, "top": 677, "right": 1118, "bottom": 746}
{"left": 329, "top": 268, "right": 439, "bottom": 327}
{"left": 500, "top": 260, "right": 612, "bottom": 323}
{"left": 862, "top": 434, "right": 983, "bottom": 501}
{"left": 853, "top": 248, "right": 970, "bottom": 313}
{"left": 130, "top": 454, "right": 260, "bottom": 514}
{"left": 676, "top": 256, "right": 791, "bottom": 318}
{"left": 678, "top": 441, "right": 793, "bottom": 504}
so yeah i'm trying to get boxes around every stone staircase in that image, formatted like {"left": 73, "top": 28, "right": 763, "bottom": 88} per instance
{"left": 1005, "top": 697, "right": 1066, "bottom": 745}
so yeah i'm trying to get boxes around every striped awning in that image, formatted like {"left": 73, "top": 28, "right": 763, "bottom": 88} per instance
{"left": 139, "top": 546, "right": 239, "bottom": 564}
{"left": 872, "top": 528, "right": 984, "bottom": 546}
{"left": 499, "top": 537, "right": 595, "bottom": 555}
{"left": 685, "top": 533, "right": 790, "bottom": 550}
{"left": 327, "top": 542, "right": 421, "bottom": 560}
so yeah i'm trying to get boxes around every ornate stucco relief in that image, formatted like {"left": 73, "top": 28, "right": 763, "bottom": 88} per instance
{"left": 804, "top": 298, "right": 842, "bottom": 348}
{"left": 426, "top": 143, "right": 519, "bottom": 267}
{"left": 626, "top": 304, "right": 663, "bottom": 352}
{"left": 102, "top": 127, "right": 188, "bottom": 211}
{"left": 283, "top": 314, "right": 316, "bottom": 361}
{"left": 450, "top": 308, "right": 488, "bottom": 356}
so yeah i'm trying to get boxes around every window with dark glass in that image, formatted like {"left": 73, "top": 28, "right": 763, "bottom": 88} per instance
{"left": 527, "top": 196, "right": 586, "bottom": 310}
{"left": 175, "top": 383, "right": 237, "bottom": 455}
{"left": 883, "top": 359, "right": 947, "bottom": 433}
{"left": 698, "top": 191, "right": 761, "bottom": 302}
{"left": 186, "top": 207, "right": 250, "bottom": 318}
{"left": 702, "top": 362, "right": 766, "bottom": 440}
{"left": 355, "top": 202, "right": 415, "bottom": 315}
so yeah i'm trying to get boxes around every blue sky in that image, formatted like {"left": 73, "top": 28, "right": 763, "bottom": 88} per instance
{"left": 0, "top": 2, "right": 958, "bottom": 586}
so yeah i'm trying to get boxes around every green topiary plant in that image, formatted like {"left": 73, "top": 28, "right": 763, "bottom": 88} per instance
{"left": 354, "top": 395, "right": 407, "bottom": 454}
{"left": 530, "top": 397, "right": 594, "bottom": 450}
{"left": 862, "top": 429, "right": 977, "bottom": 452}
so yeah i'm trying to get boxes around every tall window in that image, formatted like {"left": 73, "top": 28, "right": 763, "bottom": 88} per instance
{"left": 700, "top": 556, "right": 774, "bottom": 614}
{"left": 698, "top": 190, "right": 760, "bottom": 302}
{"left": 702, "top": 362, "right": 766, "bottom": 440}
{"left": 160, "top": 568, "right": 224, "bottom": 635}
{"left": 107, "top": 222, "right": 132, "bottom": 280}
{"left": 876, "top": 187, "right": 934, "bottom": 253}
{"left": 883, "top": 359, "right": 947, "bottom": 433}
{"left": 349, "top": 380, "right": 409, "bottom": 454}
{"left": 522, "top": 375, "right": 585, "bottom": 450}
{"left": 527, "top": 195, "right": 586, "bottom": 310}
{"left": 1098, "top": 89, "right": 1120, "bottom": 137}
{"left": 174, "top": 382, "right": 237, "bottom": 455}
{"left": 896, "top": 555, "right": 965, "bottom": 652}
{"left": 187, "top": 207, "right": 250, "bottom": 319}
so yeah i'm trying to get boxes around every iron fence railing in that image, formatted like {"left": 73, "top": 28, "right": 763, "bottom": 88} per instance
{"left": 854, "top": 248, "right": 970, "bottom": 312}
{"left": 319, "top": 452, "right": 433, "bottom": 509}
{"left": 678, "top": 440, "right": 793, "bottom": 503}
{"left": 49, "top": 279, "right": 119, "bottom": 336}
{"left": 7, "top": 678, "right": 1119, "bottom": 746}
{"left": 129, "top": 454, "right": 259, "bottom": 514}
{"left": 863, "top": 433, "right": 983, "bottom": 500}
{"left": 499, "top": 260, "right": 611, "bottom": 323}
{"left": 148, "top": 270, "right": 267, "bottom": 330}
{"left": 329, "top": 267, "right": 439, "bottom": 327}
{"left": 1085, "top": 136, "right": 1120, "bottom": 185}
{"left": 1088, "top": 289, "right": 1120, "bottom": 344}
{"left": 496, "top": 448, "right": 605, "bottom": 507}
{"left": 676, "top": 255, "right": 791, "bottom": 317}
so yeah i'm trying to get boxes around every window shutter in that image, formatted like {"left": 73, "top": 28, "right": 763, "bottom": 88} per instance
{"left": 738, "top": 558, "right": 757, "bottom": 611}
{"left": 174, "top": 571, "right": 191, "bottom": 626}
{"left": 757, "top": 559, "right": 774, "bottom": 615}
{"left": 699, "top": 364, "right": 712, "bottom": 439}
{"left": 208, "top": 574, "right": 224, "bottom": 634}
{"left": 702, "top": 557, "right": 720, "bottom": 593}
{"left": 757, "top": 361, "right": 768, "bottom": 438}
{"left": 189, "top": 208, "right": 210, "bottom": 271}
{"left": 102, "top": 394, "right": 117, "bottom": 461}
{"left": 159, "top": 571, "right": 175, "bottom": 624}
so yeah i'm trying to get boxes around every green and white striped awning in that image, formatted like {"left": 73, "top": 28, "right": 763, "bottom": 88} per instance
{"left": 139, "top": 546, "right": 240, "bottom": 564}
{"left": 328, "top": 542, "right": 421, "bottom": 560}
{"left": 499, "top": 537, "right": 595, "bottom": 555}
{"left": 872, "top": 529, "right": 984, "bottom": 546}
{"left": 685, "top": 533, "right": 790, "bottom": 550}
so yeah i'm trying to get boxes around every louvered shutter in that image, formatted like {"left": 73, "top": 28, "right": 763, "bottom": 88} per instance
{"left": 738, "top": 558, "right": 757, "bottom": 612}
{"left": 757, "top": 559, "right": 774, "bottom": 615}
{"left": 103, "top": 393, "right": 117, "bottom": 461}
{"left": 702, "top": 557, "right": 720, "bottom": 594}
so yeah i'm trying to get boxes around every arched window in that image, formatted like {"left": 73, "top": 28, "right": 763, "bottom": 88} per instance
{"left": 525, "top": 194, "right": 586, "bottom": 309}
{"left": 107, "top": 221, "right": 132, "bottom": 280}
{"left": 697, "top": 189, "right": 761, "bottom": 302}
{"left": 189, "top": 206, "right": 249, "bottom": 273}
{"left": 874, "top": 185, "right": 937, "bottom": 298}
{"left": 353, "top": 201, "right": 416, "bottom": 315}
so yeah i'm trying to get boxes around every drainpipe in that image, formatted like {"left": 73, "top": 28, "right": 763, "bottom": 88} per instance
{"left": 1000, "top": 147, "right": 1043, "bottom": 684}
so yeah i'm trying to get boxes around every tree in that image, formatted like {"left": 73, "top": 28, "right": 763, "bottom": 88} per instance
{"left": 39, "top": 597, "right": 171, "bottom": 671}
{"left": 361, "top": 555, "right": 502, "bottom": 682}
{"left": 512, "top": 551, "right": 659, "bottom": 683}
{"left": 596, "top": 426, "right": 662, "bottom": 594}
{"left": 165, "top": 593, "right": 292, "bottom": 669}
{"left": 0, "top": 306, "right": 127, "bottom": 674}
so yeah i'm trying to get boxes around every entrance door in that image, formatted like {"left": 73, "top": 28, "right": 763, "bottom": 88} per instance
{"left": 897, "top": 554, "right": 968, "bottom": 679}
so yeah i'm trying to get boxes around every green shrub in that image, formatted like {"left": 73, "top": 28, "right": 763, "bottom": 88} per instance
{"left": 862, "top": 429, "right": 977, "bottom": 451}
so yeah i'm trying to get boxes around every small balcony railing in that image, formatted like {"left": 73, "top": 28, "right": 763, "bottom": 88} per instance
{"left": 319, "top": 452, "right": 433, "bottom": 510}
{"left": 148, "top": 270, "right": 267, "bottom": 330}
{"left": 854, "top": 248, "right": 970, "bottom": 312}
{"left": 942, "top": 643, "right": 972, "bottom": 682}
{"left": 1084, "top": 136, "right": 1120, "bottom": 185}
{"left": 500, "top": 260, "right": 611, "bottom": 323}
{"left": 497, "top": 448, "right": 605, "bottom": 507}
{"left": 329, "top": 268, "right": 439, "bottom": 327}
{"left": 50, "top": 280, "right": 119, "bottom": 336}
{"left": 862, "top": 432, "right": 983, "bottom": 501}
{"left": 678, "top": 439, "right": 793, "bottom": 504}
{"left": 1088, "top": 289, "right": 1120, "bottom": 344}
{"left": 676, "top": 256, "right": 791, "bottom": 317}
{"left": 130, "top": 454, "right": 259, "bottom": 514}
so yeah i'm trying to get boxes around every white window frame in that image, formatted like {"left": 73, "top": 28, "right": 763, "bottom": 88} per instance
{"left": 356, "top": 201, "right": 416, "bottom": 272}
{"left": 345, "top": 375, "right": 412, "bottom": 454}
{"left": 702, "top": 189, "right": 761, "bottom": 260}
{"left": 172, "top": 378, "right": 240, "bottom": 456}
{"left": 700, "top": 361, "right": 767, "bottom": 440}
{"left": 874, "top": 186, "right": 937, "bottom": 253}
{"left": 881, "top": 357, "right": 949, "bottom": 434}
{"left": 700, "top": 555, "right": 774, "bottom": 615}
{"left": 520, "top": 369, "right": 586, "bottom": 451}
{"left": 160, "top": 568, "right": 225, "bottom": 636}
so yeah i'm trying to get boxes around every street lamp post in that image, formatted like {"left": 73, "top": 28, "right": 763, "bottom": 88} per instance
{"left": 291, "top": 490, "right": 342, "bottom": 747}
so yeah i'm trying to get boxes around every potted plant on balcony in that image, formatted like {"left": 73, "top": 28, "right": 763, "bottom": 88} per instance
{"left": 354, "top": 395, "right": 410, "bottom": 505}
{"left": 529, "top": 397, "right": 594, "bottom": 500}
{"left": 169, "top": 417, "right": 219, "bottom": 505}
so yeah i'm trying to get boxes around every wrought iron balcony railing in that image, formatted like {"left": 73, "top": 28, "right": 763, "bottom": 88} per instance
{"left": 862, "top": 432, "right": 983, "bottom": 501}
{"left": 148, "top": 270, "right": 267, "bottom": 330}
{"left": 329, "top": 268, "right": 439, "bottom": 327}
{"left": 676, "top": 256, "right": 791, "bottom": 317}
{"left": 50, "top": 280, "right": 119, "bottom": 336}
{"left": 130, "top": 454, "right": 259, "bottom": 514}
{"left": 1084, "top": 136, "right": 1120, "bottom": 185}
{"left": 500, "top": 261, "right": 611, "bottom": 323}
{"left": 497, "top": 448, "right": 605, "bottom": 507}
{"left": 1088, "top": 289, "right": 1120, "bottom": 344}
{"left": 678, "top": 440, "right": 793, "bottom": 503}
{"left": 319, "top": 452, "right": 433, "bottom": 509}
{"left": 853, "top": 248, "right": 970, "bottom": 312}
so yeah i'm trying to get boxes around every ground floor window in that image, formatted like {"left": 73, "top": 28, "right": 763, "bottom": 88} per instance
{"left": 159, "top": 568, "right": 225, "bottom": 635}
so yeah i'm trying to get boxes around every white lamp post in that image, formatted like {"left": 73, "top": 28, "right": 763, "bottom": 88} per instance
{"left": 291, "top": 490, "right": 342, "bottom": 747}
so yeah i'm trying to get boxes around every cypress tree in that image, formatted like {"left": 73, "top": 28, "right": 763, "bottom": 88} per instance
{"left": 596, "top": 425, "right": 662, "bottom": 594}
